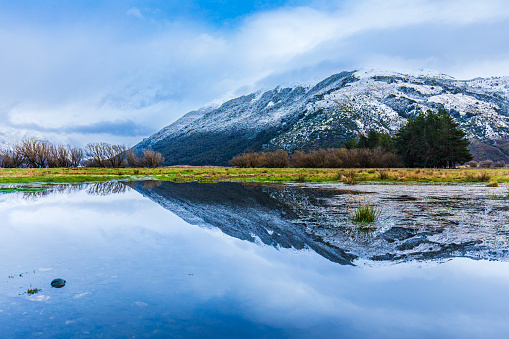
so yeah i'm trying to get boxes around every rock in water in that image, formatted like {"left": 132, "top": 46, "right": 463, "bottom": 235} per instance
{"left": 51, "top": 278, "right": 66, "bottom": 288}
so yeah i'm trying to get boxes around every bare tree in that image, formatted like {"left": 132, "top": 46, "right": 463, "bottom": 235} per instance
{"left": 86, "top": 142, "right": 109, "bottom": 167}
{"left": 69, "top": 146, "right": 84, "bottom": 167}
{"left": 86, "top": 143, "right": 127, "bottom": 168}
{"left": 18, "top": 139, "right": 51, "bottom": 168}
{"left": 106, "top": 144, "right": 127, "bottom": 168}
{"left": 143, "top": 149, "right": 164, "bottom": 168}
{"left": 125, "top": 150, "right": 145, "bottom": 167}
{"left": 0, "top": 147, "right": 24, "bottom": 168}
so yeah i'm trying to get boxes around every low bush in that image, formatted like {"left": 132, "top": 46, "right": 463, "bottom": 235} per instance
{"left": 479, "top": 160, "right": 494, "bottom": 168}
{"left": 231, "top": 148, "right": 402, "bottom": 168}
{"left": 230, "top": 150, "right": 289, "bottom": 168}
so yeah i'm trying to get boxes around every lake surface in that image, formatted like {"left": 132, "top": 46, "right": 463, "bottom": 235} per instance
{"left": 1, "top": 181, "right": 509, "bottom": 338}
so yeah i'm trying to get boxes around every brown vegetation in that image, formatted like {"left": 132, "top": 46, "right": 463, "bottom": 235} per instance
{"left": 230, "top": 150, "right": 289, "bottom": 168}
{"left": 0, "top": 139, "right": 84, "bottom": 168}
{"left": 0, "top": 138, "right": 163, "bottom": 169}
{"left": 143, "top": 150, "right": 165, "bottom": 168}
{"left": 230, "top": 148, "right": 403, "bottom": 168}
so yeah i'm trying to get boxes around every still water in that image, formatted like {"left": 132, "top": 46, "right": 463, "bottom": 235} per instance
{"left": 1, "top": 181, "right": 509, "bottom": 338}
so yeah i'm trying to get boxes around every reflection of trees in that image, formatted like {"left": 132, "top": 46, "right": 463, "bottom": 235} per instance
{"left": 21, "top": 184, "right": 86, "bottom": 200}
{"left": 142, "top": 180, "right": 162, "bottom": 190}
{"left": 131, "top": 182, "right": 507, "bottom": 265}
{"left": 14, "top": 181, "right": 134, "bottom": 201}
{"left": 86, "top": 181, "right": 128, "bottom": 195}
{"left": 132, "top": 181, "right": 357, "bottom": 265}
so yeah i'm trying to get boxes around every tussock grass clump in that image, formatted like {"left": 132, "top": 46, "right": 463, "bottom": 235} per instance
{"left": 487, "top": 181, "right": 499, "bottom": 187}
{"left": 343, "top": 170, "right": 357, "bottom": 185}
{"left": 349, "top": 197, "right": 381, "bottom": 224}
{"left": 465, "top": 171, "right": 491, "bottom": 182}
{"left": 333, "top": 170, "right": 357, "bottom": 184}
{"left": 378, "top": 170, "right": 389, "bottom": 180}
{"left": 297, "top": 174, "right": 306, "bottom": 183}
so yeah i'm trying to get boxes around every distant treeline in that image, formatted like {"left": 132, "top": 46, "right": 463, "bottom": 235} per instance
{"left": 232, "top": 109, "right": 473, "bottom": 169}
{"left": 0, "top": 139, "right": 164, "bottom": 168}
{"left": 230, "top": 148, "right": 402, "bottom": 168}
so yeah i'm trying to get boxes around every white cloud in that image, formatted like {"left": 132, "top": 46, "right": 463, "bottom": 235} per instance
{"left": 0, "top": 0, "right": 508, "bottom": 145}
{"left": 126, "top": 7, "right": 144, "bottom": 19}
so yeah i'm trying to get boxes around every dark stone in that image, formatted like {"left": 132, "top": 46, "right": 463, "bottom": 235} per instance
{"left": 380, "top": 227, "right": 417, "bottom": 243}
{"left": 51, "top": 278, "right": 66, "bottom": 288}
{"left": 396, "top": 235, "right": 429, "bottom": 251}
{"left": 371, "top": 253, "right": 396, "bottom": 261}
{"left": 385, "top": 195, "right": 418, "bottom": 201}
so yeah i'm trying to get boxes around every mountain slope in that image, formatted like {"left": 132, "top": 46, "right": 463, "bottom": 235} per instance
{"left": 134, "top": 70, "right": 509, "bottom": 165}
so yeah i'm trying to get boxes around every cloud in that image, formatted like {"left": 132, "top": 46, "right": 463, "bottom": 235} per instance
{"left": 0, "top": 0, "right": 508, "bottom": 145}
{"left": 7, "top": 119, "right": 153, "bottom": 137}
{"left": 126, "top": 7, "right": 144, "bottom": 19}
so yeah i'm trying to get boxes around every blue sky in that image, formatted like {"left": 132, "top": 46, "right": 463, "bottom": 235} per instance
{"left": 1, "top": 0, "right": 509, "bottom": 146}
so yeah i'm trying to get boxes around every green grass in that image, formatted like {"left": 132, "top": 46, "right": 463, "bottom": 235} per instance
{"left": 349, "top": 197, "right": 381, "bottom": 224}
{"left": 0, "top": 187, "right": 46, "bottom": 193}
{"left": 1, "top": 167, "right": 509, "bottom": 185}
{"left": 465, "top": 171, "right": 491, "bottom": 182}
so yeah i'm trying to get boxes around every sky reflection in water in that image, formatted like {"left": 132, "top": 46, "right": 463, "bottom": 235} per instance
{"left": 0, "top": 182, "right": 509, "bottom": 338}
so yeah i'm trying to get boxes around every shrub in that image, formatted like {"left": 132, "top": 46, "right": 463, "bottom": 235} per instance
{"left": 479, "top": 160, "right": 494, "bottom": 168}
{"left": 230, "top": 152, "right": 262, "bottom": 168}
{"left": 230, "top": 151, "right": 289, "bottom": 168}
{"left": 494, "top": 161, "right": 506, "bottom": 168}
{"left": 467, "top": 161, "right": 478, "bottom": 168}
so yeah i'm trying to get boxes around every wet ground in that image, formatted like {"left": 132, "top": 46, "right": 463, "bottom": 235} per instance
{"left": 1, "top": 181, "right": 509, "bottom": 338}
{"left": 134, "top": 181, "right": 509, "bottom": 265}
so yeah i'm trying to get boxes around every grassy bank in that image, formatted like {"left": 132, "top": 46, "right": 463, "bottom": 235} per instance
{"left": 0, "top": 167, "right": 509, "bottom": 185}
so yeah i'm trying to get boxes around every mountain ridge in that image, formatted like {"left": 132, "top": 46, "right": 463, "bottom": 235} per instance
{"left": 134, "top": 70, "right": 509, "bottom": 165}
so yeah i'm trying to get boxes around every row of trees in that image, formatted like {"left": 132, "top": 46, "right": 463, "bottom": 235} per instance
{"left": 344, "top": 129, "right": 395, "bottom": 153}
{"left": 0, "top": 139, "right": 164, "bottom": 168}
{"left": 395, "top": 108, "right": 472, "bottom": 167}
{"left": 231, "top": 109, "right": 472, "bottom": 169}
{"left": 344, "top": 109, "right": 472, "bottom": 168}
{"left": 230, "top": 148, "right": 402, "bottom": 168}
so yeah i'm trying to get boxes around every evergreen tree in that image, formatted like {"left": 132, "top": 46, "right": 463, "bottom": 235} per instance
{"left": 395, "top": 109, "right": 472, "bottom": 168}
{"left": 357, "top": 134, "right": 368, "bottom": 148}
{"left": 344, "top": 130, "right": 395, "bottom": 152}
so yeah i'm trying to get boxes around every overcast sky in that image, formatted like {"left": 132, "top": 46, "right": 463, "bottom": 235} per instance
{"left": 1, "top": 0, "right": 509, "bottom": 146}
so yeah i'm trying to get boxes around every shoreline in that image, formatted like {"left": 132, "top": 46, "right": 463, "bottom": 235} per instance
{"left": 0, "top": 167, "right": 507, "bottom": 185}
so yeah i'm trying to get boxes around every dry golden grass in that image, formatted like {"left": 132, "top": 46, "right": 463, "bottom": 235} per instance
{"left": 1, "top": 166, "right": 509, "bottom": 184}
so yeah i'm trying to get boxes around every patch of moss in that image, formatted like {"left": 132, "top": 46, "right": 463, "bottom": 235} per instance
{"left": 27, "top": 288, "right": 41, "bottom": 295}
{"left": 0, "top": 187, "right": 46, "bottom": 193}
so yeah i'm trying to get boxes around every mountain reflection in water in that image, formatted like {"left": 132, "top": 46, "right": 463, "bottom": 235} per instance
{"left": 130, "top": 181, "right": 509, "bottom": 265}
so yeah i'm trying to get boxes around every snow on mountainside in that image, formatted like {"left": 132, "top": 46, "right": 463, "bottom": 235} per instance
{"left": 134, "top": 70, "right": 509, "bottom": 165}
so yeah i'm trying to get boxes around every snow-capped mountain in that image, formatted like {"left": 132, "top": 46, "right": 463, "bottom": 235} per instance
{"left": 134, "top": 70, "right": 509, "bottom": 165}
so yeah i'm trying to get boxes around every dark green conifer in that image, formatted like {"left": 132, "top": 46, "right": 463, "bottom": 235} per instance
{"left": 395, "top": 108, "right": 472, "bottom": 168}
